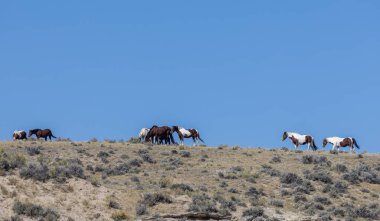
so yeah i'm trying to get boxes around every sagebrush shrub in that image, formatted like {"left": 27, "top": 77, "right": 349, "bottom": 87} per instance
{"left": 26, "top": 147, "right": 41, "bottom": 156}
{"left": 180, "top": 151, "right": 191, "bottom": 158}
{"left": 20, "top": 164, "right": 50, "bottom": 182}
{"left": 142, "top": 193, "right": 172, "bottom": 207}
{"left": 188, "top": 194, "right": 218, "bottom": 213}
{"left": 242, "top": 207, "right": 264, "bottom": 219}
{"left": 171, "top": 183, "right": 194, "bottom": 192}
{"left": 13, "top": 201, "right": 59, "bottom": 220}
{"left": 280, "top": 173, "right": 302, "bottom": 184}
{"left": 335, "top": 164, "right": 348, "bottom": 173}
{"left": 135, "top": 203, "right": 147, "bottom": 215}
{"left": 270, "top": 156, "right": 281, "bottom": 163}
{"left": 305, "top": 171, "right": 333, "bottom": 184}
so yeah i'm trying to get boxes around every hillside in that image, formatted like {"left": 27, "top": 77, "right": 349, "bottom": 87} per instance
{"left": 0, "top": 141, "right": 379, "bottom": 221}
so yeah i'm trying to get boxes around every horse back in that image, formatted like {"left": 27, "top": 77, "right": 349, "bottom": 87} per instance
{"left": 340, "top": 138, "right": 352, "bottom": 147}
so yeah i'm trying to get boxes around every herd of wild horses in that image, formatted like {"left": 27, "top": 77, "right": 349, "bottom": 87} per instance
{"left": 138, "top": 125, "right": 205, "bottom": 146}
{"left": 11, "top": 128, "right": 361, "bottom": 152}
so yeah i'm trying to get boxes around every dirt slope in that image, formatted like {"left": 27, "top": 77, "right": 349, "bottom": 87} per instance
{"left": 0, "top": 141, "right": 379, "bottom": 221}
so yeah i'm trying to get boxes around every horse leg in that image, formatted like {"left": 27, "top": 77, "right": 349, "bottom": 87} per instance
{"left": 294, "top": 142, "right": 299, "bottom": 150}
{"left": 169, "top": 133, "right": 175, "bottom": 145}
{"left": 45, "top": 137, "right": 47, "bottom": 141}
{"left": 191, "top": 137, "right": 195, "bottom": 146}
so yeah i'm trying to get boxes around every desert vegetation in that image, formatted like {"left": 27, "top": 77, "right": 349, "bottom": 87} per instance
{"left": 0, "top": 141, "right": 379, "bottom": 220}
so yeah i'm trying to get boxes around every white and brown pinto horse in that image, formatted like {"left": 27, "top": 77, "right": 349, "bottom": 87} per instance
{"left": 138, "top": 128, "right": 150, "bottom": 143}
{"left": 13, "top": 130, "right": 27, "bottom": 140}
{"left": 282, "top": 132, "right": 317, "bottom": 151}
{"left": 172, "top": 126, "right": 204, "bottom": 146}
{"left": 323, "top": 137, "right": 360, "bottom": 153}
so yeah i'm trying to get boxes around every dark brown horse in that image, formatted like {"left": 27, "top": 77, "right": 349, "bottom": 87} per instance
{"left": 145, "top": 125, "right": 175, "bottom": 145}
{"left": 29, "top": 129, "right": 56, "bottom": 141}
{"left": 13, "top": 130, "right": 27, "bottom": 140}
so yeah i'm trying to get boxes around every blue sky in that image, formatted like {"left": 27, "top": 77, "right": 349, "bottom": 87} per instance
{"left": 1, "top": 1, "right": 379, "bottom": 152}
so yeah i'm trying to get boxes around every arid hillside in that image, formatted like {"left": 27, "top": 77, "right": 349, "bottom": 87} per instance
{"left": 0, "top": 141, "right": 379, "bottom": 221}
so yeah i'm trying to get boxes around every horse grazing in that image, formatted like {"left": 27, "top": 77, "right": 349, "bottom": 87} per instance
{"left": 138, "top": 128, "right": 150, "bottom": 143}
{"left": 145, "top": 125, "right": 175, "bottom": 145}
{"left": 282, "top": 132, "right": 317, "bottom": 151}
{"left": 13, "top": 130, "right": 27, "bottom": 140}
{"left": 323, "top": 137, "right": 360, "bottom": 153}
{"left": 29, "top": 129, "right": 57, "bottom": 141}
{"left": 172, "top": 126, "right": 204, "bottom": 146}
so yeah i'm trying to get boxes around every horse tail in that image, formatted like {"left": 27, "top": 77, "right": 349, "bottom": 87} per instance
{"left": 311, "top": 138, "right": 318, "bottom": 151}
{"left": 196, "top": 130, "right": 205, "bottom": 143}
{"left": 352, "top": 138, "right": 360, "bottom": 149}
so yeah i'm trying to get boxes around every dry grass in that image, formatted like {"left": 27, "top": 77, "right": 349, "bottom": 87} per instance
{"left": 0, "top": 141, "right": 379, "bottom": 220}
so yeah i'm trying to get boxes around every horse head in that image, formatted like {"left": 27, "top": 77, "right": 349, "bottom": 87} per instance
{"left": 28, "top": 130, "right": 34, "bottom": 137}
{"left": 171, "top": 126, "right": 179, "bottom": 133}
{"left": 282, "top": 132, "right": 288, "bottom": 141}
{"left": 28, "top": 129, "right": 39, "bottom": 138}
{"left": 12, "top": 133, "right": 17, "bottom": 141}
{"left": 322, "top": 138, "right": 328, "bottom": 148}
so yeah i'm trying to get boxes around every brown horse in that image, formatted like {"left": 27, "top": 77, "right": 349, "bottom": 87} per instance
{"left": 172, "top": 126, "right": 204, "bottom": 146}
{"left": 145, "top": 125, "right": 175, "bottom": 145}
{"left": 13, "top": 130, "right": 27, "bottom": 140}
{"left": 29, "top": 129, "right": 56, "bottom": 141}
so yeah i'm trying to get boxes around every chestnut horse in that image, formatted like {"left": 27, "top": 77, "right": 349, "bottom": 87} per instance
{"left": 282, "top": 131, "right": 317, "bottom": 151}
{"left": 29, "top": 129, "right": 56, "bottom": 141}
{"left": 13, "top": 130, "right": 27, "bottom": 140}
{"left": 145, "top": 125, "right": 175, "bottom": 145}
{"left": 172, "top": 126, "right": 204, "bottom": 146}
{"left": 323, "top": 137, "right": 360, "bottom": 153}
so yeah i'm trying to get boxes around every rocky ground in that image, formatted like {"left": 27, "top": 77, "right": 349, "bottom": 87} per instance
{"left": 0, "top": 140, "right": 379, "bottom": 221}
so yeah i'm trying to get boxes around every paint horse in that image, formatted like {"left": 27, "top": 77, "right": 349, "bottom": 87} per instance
{"left": 172, "top": 126, "right": 204, "bottom": 146}
{"left": 138, "top": 128, "right": 150, "bottom": 143}
{"left": 29, "top": 129, "right": 57, "bottom": 141}
{"left": 145, "top": 125, "right": 175, "bottom": 145}
{"left": 323, "top": 137, "right": 360, "bottom": 153}
{"left": 13, "top": 130, "right": 27, "bottom": 140}
{"left": 282, "top": 132, "right": 317, "bottom": 151}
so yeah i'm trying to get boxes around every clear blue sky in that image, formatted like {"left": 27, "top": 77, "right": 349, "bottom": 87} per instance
{"left": 1, "top": 1, "right": 379, "bottom": 152}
